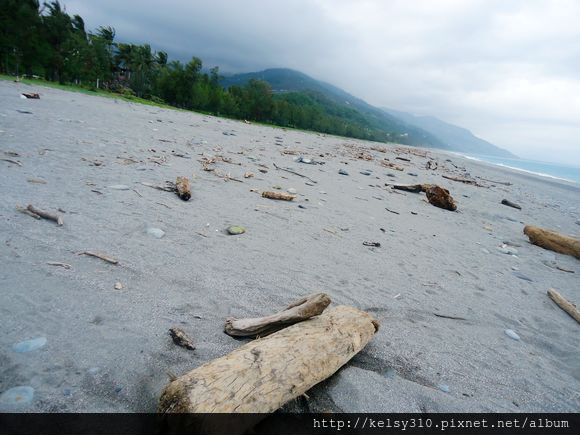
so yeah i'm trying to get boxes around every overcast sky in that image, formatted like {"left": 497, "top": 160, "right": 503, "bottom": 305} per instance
{"left": 65, "top": 0, "right": 580, "bottom": 165}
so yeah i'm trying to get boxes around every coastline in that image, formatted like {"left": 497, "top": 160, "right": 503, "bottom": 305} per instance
{"left": 1, "top": 80, "right": 578, "bottom": 413}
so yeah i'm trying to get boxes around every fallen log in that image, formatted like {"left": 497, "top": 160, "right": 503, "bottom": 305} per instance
{"left": 426, "top": 185, "right": 457, "bottom": 211}
{"left": 547, "top": 288, "right": 580, "bottom": 324}
{"left": 225, "top": 293, "right": 331, "bottom": 337}
{"left": 501, "top": 199, "right": 521, "bottom": 210}
{"left": 262, "top": 191, "right": 296, "bottom": 201}
{"left": 175, "top": 176, "right": 191, "bottom": 201}
{"left": 158, "top": 305, "right": 379, "bottom": 414}
{"left": 26, "top": 204, "right": 63, "bottom": 225}
{"left": 524, "top": 225, "right": 580, "bottom": 259}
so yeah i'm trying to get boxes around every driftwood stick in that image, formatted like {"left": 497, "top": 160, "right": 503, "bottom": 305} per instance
{"left": 524, "top": 225, "right": 580, "bottom": 259}
{"left": 272, "top": 163, "right": 317, "bottom": 183}
{"left": 78, "top": 251, "right": 119, "bottom": 265}
{"left": 501, "top": 199, "right": 521, "bottom": 210}
{"left": 262, "top": 191, "right": 296, "bottom": 201}
{"left": 46, "top": 261, "right": 72, "bottom": 269}
{"left": 175, "top": 176, "right": 191, "bottom": 201}
{"left": 390, "top": 183, "right": 430, "bottom": 193}
{"left": 547, "top": 288, "right": 580, "bottom": 324}
{"left": 16, "top": 206, "right": 41, "bottom": 219}
{"left": 0, "top": 158, "right": 22, "bottom": 166}
{"left": 479, "top": 177, "right": 512, "bottom": 186}
{"left": 159, "top": 305, "right": 379, "bottom": 416}
{"left": 441, "top": 174, "right": 482, "bottom": 186}
{"left": 225, "top": 293, "right": 331, "bottom": 337}
{"left": 27, "top": 205, "right": 63, "bottom": 225}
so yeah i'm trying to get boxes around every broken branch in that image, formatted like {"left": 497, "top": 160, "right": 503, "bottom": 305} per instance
{"left": 547, "top": 288, "right": 580, "bottom": 324}
{"left": 26, "top": 205, "right": 63, "bottom": 225}
{"left": 78, "top": 251, "right": 118, "bottom": 265}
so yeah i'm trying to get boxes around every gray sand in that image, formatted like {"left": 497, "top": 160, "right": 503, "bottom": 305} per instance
{"left": 1, "top": 80, "right": 579, "bottom": 412}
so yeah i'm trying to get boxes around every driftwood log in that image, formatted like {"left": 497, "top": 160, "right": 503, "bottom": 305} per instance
{"left": 225, "top": 293, "right": 331, "bottom": 337}
{"left": 262, "top": 191, "right": 296, "bottom": 201}
{"left": 25, "top": 204, "right": 64, "bottom": 225}
{"left": 390, "top": 183, "right": 430, "bottom": 193}
{"left": 158, "top": 305, "right": 379, "bottom": 414}
{"left": 175, "top": 176, "right": 191, "bottom": 201}
{"left": 547, "top": 288, "right": 580, "bottom": 324}
{"left": 501, "top": 199, "right": 522, "bottom": 210}
{"left": 426, "top": 186, "right": 457, "bottom": 211}
{"left": 524, "top": 225, "right": 580, "bottom": 259}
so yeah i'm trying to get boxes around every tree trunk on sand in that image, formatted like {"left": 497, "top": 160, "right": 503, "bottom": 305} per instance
{"left": 524, "top": 225, "right": 580, "bottom": 259}
{"left": 158, "top": 305, "right": 379, "bottom": 414}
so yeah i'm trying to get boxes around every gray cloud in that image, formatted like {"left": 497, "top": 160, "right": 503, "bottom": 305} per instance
{"left": 65, "top": 0, "right": 580, "bottom": 164}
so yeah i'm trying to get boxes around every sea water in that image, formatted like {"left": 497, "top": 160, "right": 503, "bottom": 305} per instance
{"left": 459, "top": 154, "right": 580, "bottom": 184}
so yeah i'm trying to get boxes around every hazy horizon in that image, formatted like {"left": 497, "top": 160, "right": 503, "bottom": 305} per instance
{"left": 65, "top": 0, "right": 580, "bottom": 165}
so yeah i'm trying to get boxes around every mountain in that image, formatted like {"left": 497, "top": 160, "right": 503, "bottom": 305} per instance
{"left": 382, "top": 108, "right": 516, "bottom": 158}
{"left": 221, "top": 69, "right": 448, "bottom": 149}
{"left": 222, "top": 68, "right": 514, "bottom": 157}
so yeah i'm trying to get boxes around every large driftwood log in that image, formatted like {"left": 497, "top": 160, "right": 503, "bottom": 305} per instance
{"left": 547, "top": 288, "right": 580, "bottom": 324}
{"left": 175, "top": 176, "right": 191, "bottom": 201}
{"left": 524, "top": 225, "right": 580, "bottom": 259}
{"left": 159, "top": 305, "right": 379, "bottom": 414}
{"left": 225, "top": 293, "right": 331, "bottom": 337}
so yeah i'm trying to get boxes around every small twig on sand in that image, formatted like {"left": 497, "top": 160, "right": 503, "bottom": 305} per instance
{"left": 194, "top": 231, "right": 208, "bottom": 238}
{"left": 78, "top": 251, "right": 118, "bottom": 265}
{"left": 1, "top": 158, "right": 22, "bottom": 166}
{"left": 47, "top": 261, "right": 72, "bottom": 269}
{"left": 478, "top": 177, "right": 512, "bottom": 186}
{"left": 132, "top": 189, "right": 143, "bottom": 197}
{"left": 441, "top": 174, "right": 483, "bottom": 186}
{"left": 156, "top": 202, "right": 172, "bottom": 209}
{"left": 273, "top": 163, "right": 317, "bottom": 184}
{"left": 385, "top": 208, "right": 400, "bottom": 215}
{"left": 25, "top": 205, "right": 63, "bottom": 225}
{"left": 433, "top": 313, "right": 467, "bottom": 321}
{"left": 556, "top": 266, "right": 574, "bottom": 273}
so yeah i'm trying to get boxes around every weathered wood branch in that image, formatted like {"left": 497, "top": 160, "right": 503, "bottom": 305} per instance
{"left": 262, "top": 191, "right": 296, "bottom": 201}
{"left": 501, "top": 199, "right": 521, "bottom": 210}
{"left": 272, "top": 163, "right": 317, "bottom": 184}
{"left": 26, "top": 205, "right": 63, "bottom": 225}
{"left": 78, "top": 251, "right": 119, "bottom": 265}
{"left": 225, "top": 293, "right": 331, "bottom": 337}
{"left": 547, "top": 288, "right": 580, "bottom": 324}
{"left": 441, "top": 174, "right": 482, "bottom": 186}
{"left": 389, "top": 183, "right": 430, "bottom": 193}
{"left": 524, "top": 225, "right": 580, "bottom": 259}
{"left": 158, "top": 305, "right": 379, "bottom": 415}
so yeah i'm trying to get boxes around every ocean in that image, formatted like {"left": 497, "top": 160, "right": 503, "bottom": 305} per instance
{"left": 458, "top": 154, "right": 580, "bottom": 184}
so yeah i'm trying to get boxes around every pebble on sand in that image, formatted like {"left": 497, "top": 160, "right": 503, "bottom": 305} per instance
{"left": 12, "top": 337, "right": 47, "bottom": 353}
{"left": 227, "top": 225, "right": 246, "bottom": 235}
{"left": 146, "top": 227, "right": 165, "bottom": 238}
{"left": 437, "top": 384, "right": 450, "bottom": 393}
{"left": 287, "top": 188, "right": 297, "bottom": 194}
{"left": 0, "top": 386, "right": 34, "bottom": 407}
{"left": 504, "top": 329, "right": 521, "bottom": 341}
{"left": 108, "top": 184, "right": 130, "bottom": 190}
{"left": 338, "top": 169, "right": 349, "bottom": 176}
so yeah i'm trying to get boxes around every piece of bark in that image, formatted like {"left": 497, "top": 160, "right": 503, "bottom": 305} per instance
{"left": 175, "top": 176, "right": 191, "bottom": 201}
{"left": 225, "top": 293, "right": 331, "bottom": 337}
{"left": 158, "top": 305, "right": 379, "bottom": 415}
{"left": 26, "top": 205, "right": 63, "bottom": 225}
{"left": 169, "top": 327, "right": 196, "bottom": 350}
{"left": 426, "top": 185, "right": 457, "bottom": 211}
{"left": 524, "top": 225, "right": 580, "bottom": 259}
{"left": 262, "top": 191, "right": 296, "bottom": 201}
{"left": 390, "top": 183, "right": 430, "bottom": 193}
{"left": 547, "top": 288, "right": 580, "bottom": 324}
{"left": 501, "top": 199, "right": 521, "bottom": 210}
{"left": 78, "top": 251, "right": 119, "bottom": 265}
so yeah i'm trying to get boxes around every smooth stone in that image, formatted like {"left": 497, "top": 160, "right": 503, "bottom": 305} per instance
{"left": 63, "top": 388, "right": 72, "bottom": 397}
{"left": 12, "top": 337, "right": 47, "bottom": 353}
{"left": 408, "top": 173, "right": 418, "bottom": 177}
{"left": 438, "top": 384, "right": 450, "bottom": 393}
{"left": 504, "top": 329, "right": 520, "bottom": 341}
{"left": 88, "top": 367, "right": 100, "bottom": 375}
{"left": 576, "top": 220, "right": 580, "bottom": 225}
{"left": 146, "top": 227, "right": 165, "bottom": 238}
{"left": 513, "top": 271, "right": 533, "bottom": 282}
{"left": 227, "top": 225, "right": 245, "bottom": 235}
{"left": 360, "top": 171, "right": 372, "bottom": 176}
{"left": 498, "top": 245, "right": 518, "bottom": 255}
{"left": 287, "top": 188, "right": 297, "bottom": 194}
{"left": 305, "top": 182, "right": 315, "bottom": 186}
{"left": 0, "top": 386, "right": 34, "bottom": 407}
{"left": 298, "top": 205, "right": 306, "bottom": 209}
{"left": 386, "top": 173, "right": 396, "bottom": 178}
{"left": 108, "top": 184, "right": 130, "bottom": 190}
{"left": 338, "top": 169, "right": 349, "bottom": 176}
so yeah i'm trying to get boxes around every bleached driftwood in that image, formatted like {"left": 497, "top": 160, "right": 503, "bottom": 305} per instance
{"left": 23, "top": 204, "right": 63, "bottom": 225}
{"left": 524, "top": 225, "right": 580, "bottom": 259}
{"left": 390, "top": 183, "right": 430, "bottom": 193}
{"left": 158, "top": 305, "right": 379, "bottom": 414}
{"left": 501, "top": 199, "right": 521, "bottom": 210}
{"left": 262, "top": 191, "right": 296, "bottom": 201}
{"left": 225, "top": 293, "right": 331, "bottom": 337}
{"left": 441, "top": 174, "right": 482, "bottom": 186}
{"left": 547, "top": 288, "right": 580, "bottom": 324}
{"left": 175, "top": 176, "right": 191, "bottom": 201}
{"left": 78, "top": 251, "right": 119, "bottom": 265}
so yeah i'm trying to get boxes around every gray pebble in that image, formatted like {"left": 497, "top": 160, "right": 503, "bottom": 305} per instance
{"left": 498, "top": 245, "right": 518, "bottom": 255}
{"left": 338, "top": 169, "right": 349, "bottom": 176}
{"left": 12, "top": 337, "right": 47, "bottom": 353}
{"left": 287, "top": 188, "right": 297, "bottom": 194}
{"left": 146, "top": 227, "right": 165, "bottom": 238}
{"left": 298, "top": 205, "right": 306, "bottom": 209}
{"left": 504, "top": 329, "right": 520, "bottom": 341}
{"left": 408, "top": 172, "right": 418, "bottom": 177}
{"left": 108, "top": 184, "right": 130, "bottom": 190}
{"left": 360, "top": 171, "right": 372, "bottom": 176}
{"left": 437, "top": 384, "right": 450, "bottom": 393}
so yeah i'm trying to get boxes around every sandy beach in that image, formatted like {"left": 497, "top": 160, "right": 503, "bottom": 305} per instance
{"left": 1, "top": 80, "right": 579, "bottom": 413}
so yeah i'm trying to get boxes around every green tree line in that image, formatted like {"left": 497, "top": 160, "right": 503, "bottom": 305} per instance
{"left": 1, "top": 0, "right": 391, "bottom": 142}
